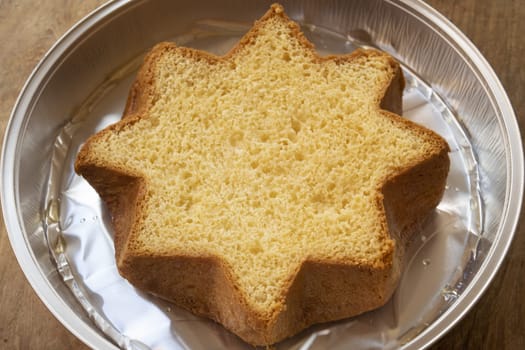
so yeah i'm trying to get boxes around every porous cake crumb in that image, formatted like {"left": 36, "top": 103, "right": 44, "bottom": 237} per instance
{"left": 75, "top": 3, "right": 450, "bottom": 345}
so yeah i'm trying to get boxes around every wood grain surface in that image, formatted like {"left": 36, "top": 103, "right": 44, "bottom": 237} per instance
{"left": 0, "top": 0, "right": 523, "bottom": 349}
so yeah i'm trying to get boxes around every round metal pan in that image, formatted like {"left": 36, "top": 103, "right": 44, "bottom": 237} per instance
{"left": 2, "top": 0, "right": 522, "bottom": 349}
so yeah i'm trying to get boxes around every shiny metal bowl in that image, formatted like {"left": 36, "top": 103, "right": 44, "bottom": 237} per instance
{"left": 2, "top": 0, "right": 522, "bottom": 349}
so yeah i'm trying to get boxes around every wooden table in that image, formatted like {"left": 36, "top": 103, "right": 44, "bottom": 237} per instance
{"left": 0, "top": 1, "right": 523, "bottom": 349}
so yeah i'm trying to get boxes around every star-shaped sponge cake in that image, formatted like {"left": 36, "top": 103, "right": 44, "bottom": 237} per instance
{"left": 75, "top": 4, "right": 449, "bottom": 346}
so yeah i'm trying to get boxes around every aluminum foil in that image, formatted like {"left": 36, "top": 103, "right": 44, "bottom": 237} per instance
{"left": 42, "top": 19, "right": 483, "bottom": 350}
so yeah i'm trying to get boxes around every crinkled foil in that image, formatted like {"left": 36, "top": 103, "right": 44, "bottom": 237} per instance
{"left": 43, "top": 20, "right": 482, "bottom": 350}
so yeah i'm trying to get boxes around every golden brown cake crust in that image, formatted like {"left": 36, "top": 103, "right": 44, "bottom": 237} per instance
{"left": 75, "top": 3, "right": 450, "bottom": 346}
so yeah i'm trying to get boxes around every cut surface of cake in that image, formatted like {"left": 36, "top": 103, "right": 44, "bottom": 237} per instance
{"left": 75, "top": 3, "right": 450, "bottom": 346}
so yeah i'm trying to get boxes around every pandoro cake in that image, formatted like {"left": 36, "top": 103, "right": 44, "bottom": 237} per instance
{"left": 75, "top": 3, "right": 450, "bottom": 346}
